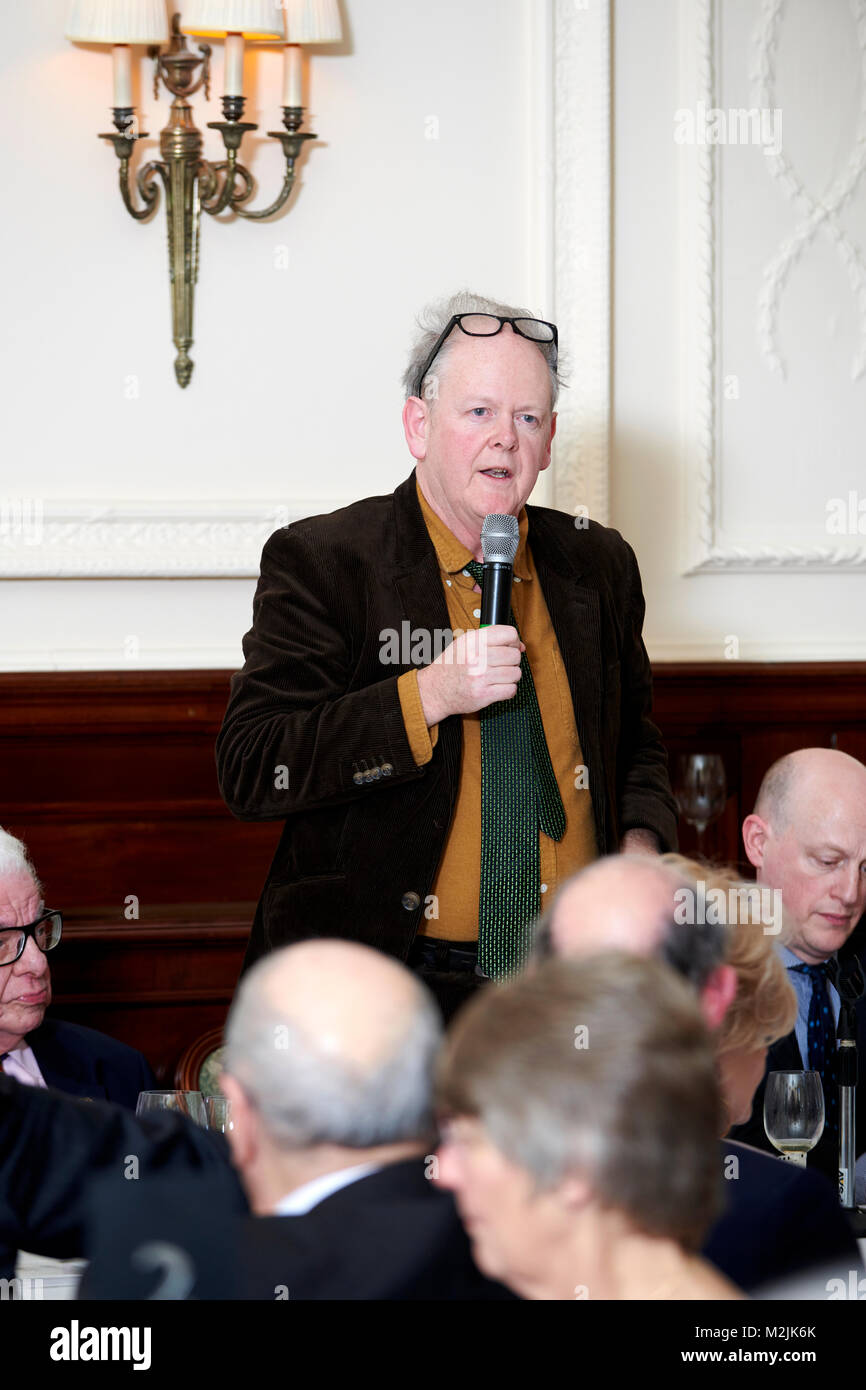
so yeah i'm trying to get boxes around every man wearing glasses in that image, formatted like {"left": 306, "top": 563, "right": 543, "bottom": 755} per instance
{"left": 218, "top": 293, "right": 678, "bottom": 1018}
{"left": 0, "top": 829, "right": 154, "bottom": 1108}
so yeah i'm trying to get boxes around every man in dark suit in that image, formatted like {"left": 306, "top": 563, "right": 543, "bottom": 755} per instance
{"left": 0, "top": 828, "right": 154, "bottom": 1109}
{"left": 2, "top": 939, "right": 512, "bottom": 1299}
{"left": 542, "top": 853, "right": 862, "bottom": 1292}
{"left": 730, "top": 748, "right": 866, "bottom": 1188}
{"left": 216, "top": 291, "right": 677, "bottom": 1010}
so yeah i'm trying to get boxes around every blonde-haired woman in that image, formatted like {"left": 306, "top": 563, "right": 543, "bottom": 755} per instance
{"left": 661, "top": 854, "right": 798, "bottom": 1131}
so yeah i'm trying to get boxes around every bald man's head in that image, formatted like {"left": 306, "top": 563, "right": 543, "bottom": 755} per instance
{"left": 551, "top": 856, "right": 684, "bottom": 959}
{"left": 224, "top": 940, "right": 443, "bottom": 1150}
{"left": 744, "top": 748, "right": 866, "bottom": 964}
{"left": 542, "top": 854, "right": 728, "bottom": 994}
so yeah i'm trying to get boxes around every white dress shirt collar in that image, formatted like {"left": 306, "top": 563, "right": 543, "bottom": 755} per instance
{"left": 273, "top": 1162, "right": 383, "bottom": 1216}
{"left": 0, "top": 1043, "right": 47, "bottom": 1088}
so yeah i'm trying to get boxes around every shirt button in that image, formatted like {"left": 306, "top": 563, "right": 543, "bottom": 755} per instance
{"left": 446, "top": 579, "right": 452, "bottom": 587}
{"left": 462, "top": 569, "right": 470, "bottom": 577}
{"left": 514, "top": 576, "right": 522, "bottom": 583}
{"left": 401, "top": 891, "right": 421, "bottom": 912}
{"left": 540, "top": 883, "right": 548, "bottom": 893}
{"left": 473, "top": 608, "right": 481, "bottom": 619}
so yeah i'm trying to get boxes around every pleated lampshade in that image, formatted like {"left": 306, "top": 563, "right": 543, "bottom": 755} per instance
{"left": 65, "top": 0, "right": 170, "bottom": 42}
{"left": 284, "top": 0, "right": 342, "bottom": 44}
{"left": 181, "top": 0, "right": 285, "bottom": 39}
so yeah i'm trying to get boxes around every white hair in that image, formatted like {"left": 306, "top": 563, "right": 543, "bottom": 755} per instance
{"left": 224, "top": 958, "right": 443, "bottom": 1150}
{"left": 0, "top": 827, "right": 41, "bottom": 890}
{"left": 402, "top": 289, "right": 564, "bottom": 409}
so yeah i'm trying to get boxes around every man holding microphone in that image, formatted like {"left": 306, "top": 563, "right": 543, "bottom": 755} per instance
{"left": 217, "top": 291, "right": 677, "bottom": 1017}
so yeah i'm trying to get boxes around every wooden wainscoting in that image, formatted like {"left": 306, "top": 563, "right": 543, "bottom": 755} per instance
{"left": 0, "top": 665, "right": 864, "bottom": 1076}
{"left": 0, "top": 672, "right": 282, "bottom": 1081}
{"left": 652, "top": 662, "right": 866, "bottom": 873}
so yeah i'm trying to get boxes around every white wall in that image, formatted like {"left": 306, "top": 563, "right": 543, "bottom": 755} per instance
{"left": 2, "top": 0, "right": 863, "bottom": 669}
{"left": 0, "top": 0, "right": 552, "bottom": 668}
{"left": 612, "top": 0, "right": 865, "bottom": 660}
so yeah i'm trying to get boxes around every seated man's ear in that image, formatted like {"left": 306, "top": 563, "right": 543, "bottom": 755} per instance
{"left": 742, "top": 813, "right": 769, "bottom": 870}
{"left": 219, "top": 1073, "right": 256, "bottom": 1170}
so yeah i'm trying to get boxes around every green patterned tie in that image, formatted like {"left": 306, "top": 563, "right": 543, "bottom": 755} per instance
{"left": 465, "top": 559, "right": 566, "bottom": 979}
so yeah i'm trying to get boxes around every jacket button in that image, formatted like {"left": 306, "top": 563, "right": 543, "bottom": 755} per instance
{"left": 353, "top": 772, "right": 364, "bottom": 786}
{"left": 381, "top": 763, "right": 393, "bottom": 777}
{"left": 370, "top": 767, "right": 381, "bottom": 781}
{"left": 401, "top": 891, "right": 421, "bottom": 912}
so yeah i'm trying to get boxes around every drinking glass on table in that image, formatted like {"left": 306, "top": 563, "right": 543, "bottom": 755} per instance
{"left": 764, "top": 1070, "right": 825, "bottom": 1166}
{"left": 204, "top": 1095, "right": 233, "bottom": 1133}
{"left": 135, "top": 1090, "right": 208, "bottom": 1128}
{"left": 673, "top": 754, "right": 727, "bottom": 856}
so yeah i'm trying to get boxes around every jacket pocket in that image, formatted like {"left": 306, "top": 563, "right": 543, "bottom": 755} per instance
{"left": 262, "top": 872, "right": 350, "bottom": 951}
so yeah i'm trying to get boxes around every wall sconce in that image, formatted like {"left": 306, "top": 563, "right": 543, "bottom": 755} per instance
{"left": 66, "top": 0, "right": 343, "bottom": 387}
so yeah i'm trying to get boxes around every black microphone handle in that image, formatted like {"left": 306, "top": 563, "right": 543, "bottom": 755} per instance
{"left": 480, "top": 562, "right": 514, "bottom": 628}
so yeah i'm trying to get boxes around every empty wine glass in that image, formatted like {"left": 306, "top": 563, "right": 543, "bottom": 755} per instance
{"left": 135, "top": 1090, "right": 208, "bottom": 1128}
{"left": 674, "top": 754, "right": 727, "bottom": 855}
{"left": 764, "top": 1070, "right": 825, "bottom": 1167}
{"left": 204, "top": 1095, "right": 233, "bottom": 1134}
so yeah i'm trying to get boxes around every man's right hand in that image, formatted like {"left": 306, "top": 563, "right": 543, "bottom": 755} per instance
{"left": 416, "top": 626, "right": 525, "bottom": 726}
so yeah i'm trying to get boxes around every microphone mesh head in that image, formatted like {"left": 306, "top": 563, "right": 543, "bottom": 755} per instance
{"left": 481, "top": 513, "right": 519, "bottom": 564}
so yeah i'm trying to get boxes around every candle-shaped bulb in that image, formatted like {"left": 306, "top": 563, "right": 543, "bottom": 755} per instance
{"left": 112, "top": 44, "right": 132, "bottom": 108}
{"left": 224, "top": 33, "right": 245, "bottom": 97}
{"left": 283, "top": 44, "right": 303, "bottom": 108}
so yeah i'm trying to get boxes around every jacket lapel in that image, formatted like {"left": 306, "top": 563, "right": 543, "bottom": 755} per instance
{"left": 27, "top": 1020, "right": 102, "bottom": 1100}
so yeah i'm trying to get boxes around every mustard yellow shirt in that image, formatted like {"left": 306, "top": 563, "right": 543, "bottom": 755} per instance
{"left": 396, "top": 478, "right": 597, "bottom": 941}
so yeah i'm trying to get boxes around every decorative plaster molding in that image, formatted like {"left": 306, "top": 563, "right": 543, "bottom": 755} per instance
{"left": 0, "top": 499, "right": 347, "bottom": 579}
{"left": 681, "top": 0, "right": 866, "bottom": 572}
{"left": 552, "top": 0, "right": 611, "bottom": 525}
{"left": 752, "top": 0, "right": 866, "bottom": 384}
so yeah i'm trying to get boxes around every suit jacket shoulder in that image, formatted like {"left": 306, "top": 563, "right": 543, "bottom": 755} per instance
{"left": 27, "top": 1016, "right": 155, "bottom": 1111}
{"left": 703, "top": 1139, "right": 860, "bottom": 1292}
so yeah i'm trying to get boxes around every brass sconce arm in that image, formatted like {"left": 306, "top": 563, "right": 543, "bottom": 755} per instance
{"left": 228, "top": 128, "right": 316, "bottom": 221}
{"left": 99, "top": 130, "right": 165, "bottom": 221}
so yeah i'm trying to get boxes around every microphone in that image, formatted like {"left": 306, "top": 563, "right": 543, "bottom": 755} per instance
{"left": 479, "top": 514, "right": 519, "bottom": 627}
{"left": 827, "top": 952, "right": 866, "bottom": 1208}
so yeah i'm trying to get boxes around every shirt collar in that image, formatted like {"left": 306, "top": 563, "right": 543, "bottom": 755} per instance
{"left": 415, "top": 477, "right": 532, "bottom": 581}
{"left": 778, "top": 943, "right": 835, "bottom": 970}
{"left": 273, "top": 1161, "right": 383, "bottom": 1216}
{"left": 0, "top": 1043, "right": 46, "bottom": 1087}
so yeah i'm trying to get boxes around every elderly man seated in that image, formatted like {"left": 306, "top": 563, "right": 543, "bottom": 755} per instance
{"left": 732, "top": 748, "right": 866, "bottom": 1186}
{"left": 436, "top": 951, "right": 743, "bottom": 1300}
{"left": 1, "top": 940, "right": 513, "bottom": 1299}
{"left": 0, "top": 828, "right": 154, "bottom": 1108}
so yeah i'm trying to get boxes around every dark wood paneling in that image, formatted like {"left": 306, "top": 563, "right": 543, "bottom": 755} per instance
{"left": 1, "top": 665, "right": 864, "bottom": 1077}
{"left": 0, "top": 673, "right": 281, "bottom": 1078}
{"left": 652, "top": 662, "right": 866, "bottom": 872}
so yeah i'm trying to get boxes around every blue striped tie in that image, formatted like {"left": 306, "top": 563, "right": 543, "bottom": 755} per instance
{"left": 792, "top": 962, "right": 838, "bottom": 1142}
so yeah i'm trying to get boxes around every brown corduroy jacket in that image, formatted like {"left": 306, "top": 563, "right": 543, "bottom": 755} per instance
{"left": 216, "top": 469, "right": 678, "bottom": 971}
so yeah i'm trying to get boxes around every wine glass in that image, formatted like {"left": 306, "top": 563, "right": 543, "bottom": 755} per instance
{"left": 764, "top": 1070, "right": 825, "bottom": 1167}
{"left": 204, "top": 1095, "right": 233, "bottom": 1134}
{"left": 674, "top": 753, "right": 727, "bottom": 856}
{"left": 135, "top": 1090, "right": 208, "bottom": 1128}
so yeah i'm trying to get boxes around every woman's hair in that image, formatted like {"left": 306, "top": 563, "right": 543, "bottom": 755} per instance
{"left": 660, "top": 854, "right": 797, "bottom": 1055}
{"left": 436, "top": 951, "right": 724, "bottom": 1252}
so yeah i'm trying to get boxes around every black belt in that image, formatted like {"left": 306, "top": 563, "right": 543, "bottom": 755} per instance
{"left": 409, "top": 936, "right": 489, "bottom": 978}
